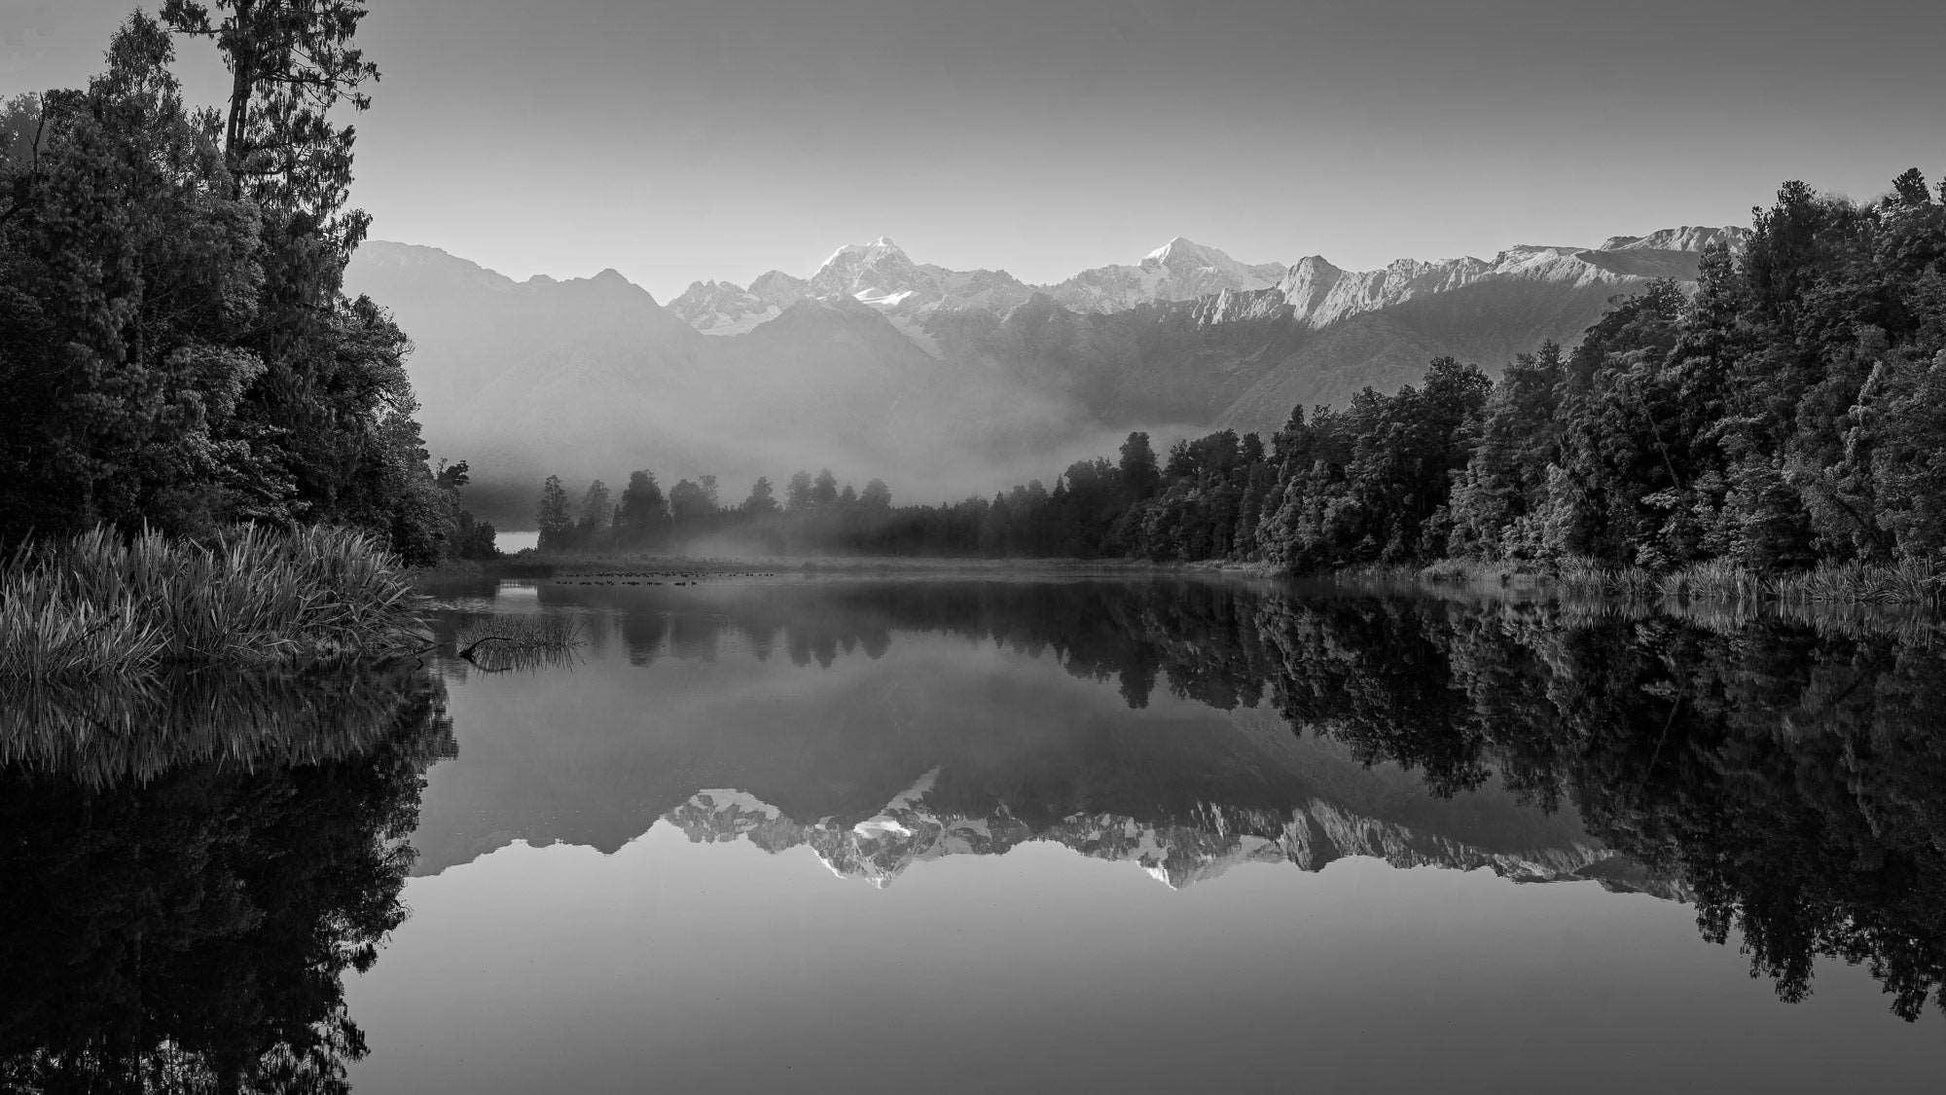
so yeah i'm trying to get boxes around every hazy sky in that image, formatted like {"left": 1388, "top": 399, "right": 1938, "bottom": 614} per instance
{"left": 6, "top": 0, "right": 1944, "bottom": 301}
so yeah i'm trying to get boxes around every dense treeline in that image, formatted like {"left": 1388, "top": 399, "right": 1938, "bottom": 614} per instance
{"left": 530, "top": 447, "right": 1161, "bottom": 558}
{"left": 0, "top": 4, "right": 490, "bottom": 565}
{"left": 537, "top": 168, "right": 1946, "bottom": 576}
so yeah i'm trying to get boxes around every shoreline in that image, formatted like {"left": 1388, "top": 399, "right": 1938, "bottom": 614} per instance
{"left": 414, "top": 551, "right": 1946, "bottom": 620}
{"left": 450, "top": 552, "right": 1289, "bottom": 581}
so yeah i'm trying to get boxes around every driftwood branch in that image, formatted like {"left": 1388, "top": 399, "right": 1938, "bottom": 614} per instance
{"left": 456, "top": 635, "right": 520, "bottom": 661}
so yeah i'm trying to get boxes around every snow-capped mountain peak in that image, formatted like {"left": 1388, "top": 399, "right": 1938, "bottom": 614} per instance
{"left": 664, "top": 222, "right": 1750, "bottom": 339}
{"left": 1143, "top": 235, "right": 1208, "bottom": 264}
{"left": 1048, "top": 237, "right": 1285, "bottom": 314}
{"left": 818, "top": 236, "right": 910, "bottom": 273}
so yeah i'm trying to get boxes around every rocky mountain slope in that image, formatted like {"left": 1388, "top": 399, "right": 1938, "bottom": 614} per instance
{"left": 668, "top": 234, "right": 1290, "bottom": 330}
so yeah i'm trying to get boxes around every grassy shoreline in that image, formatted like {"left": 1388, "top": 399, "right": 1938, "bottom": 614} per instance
{"left": 1, "top": 526, "right": 431, "bottom": 681}
{"left": 468, "top": 550, "right": 1288, "bottom": 582}
{"left": 464, "top": 549, "right": 1943, "bottom": 607}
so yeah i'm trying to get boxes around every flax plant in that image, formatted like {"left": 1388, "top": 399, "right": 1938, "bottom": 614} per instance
{"left": 0, "top": 526, "right": 431, "bottom": 680}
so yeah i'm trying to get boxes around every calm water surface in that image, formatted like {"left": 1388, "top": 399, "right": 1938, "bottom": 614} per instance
{"left": 4, "top": 576, "right": 1944, "bottom": 1092}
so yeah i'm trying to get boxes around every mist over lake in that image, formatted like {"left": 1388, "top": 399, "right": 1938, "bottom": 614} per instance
{"left": 8, "top": 1, "right": 1946, "bottom": 1092}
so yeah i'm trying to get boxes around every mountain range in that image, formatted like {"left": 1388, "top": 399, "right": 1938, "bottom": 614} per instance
{"left": 345, "top": 225, "right": 1745, "bottom": 520}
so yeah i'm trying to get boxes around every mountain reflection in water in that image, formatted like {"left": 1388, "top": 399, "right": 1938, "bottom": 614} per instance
{"left": 5, "top": 576, "right": 1946, "bottom": 1093}
{"left": 421, "top": 578, "right": 1946, "bottom": 1022}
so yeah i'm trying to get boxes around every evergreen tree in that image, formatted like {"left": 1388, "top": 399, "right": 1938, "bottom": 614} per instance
{"left": 668, "top": 478, "right": 717, "bottom": 544}
{"left": 741, "top": 476, "right": 780, "bottom": 516}
{"left": 577, "top": 479, "right": 612, "bottom": 546}
{"left": 615, "top": 470, "right": 671, "bottom": 551}
{"left": 811, "top": 468, "right": 839, "bottom": 507}
{"left": 1118, "top": 432, "right": 1161, "bottom": 500}
{"left": 785, "top": 471, "right": 814, "bottom": 513}
{"left": 536, "top": 475, "right": 571, "bottom": 552}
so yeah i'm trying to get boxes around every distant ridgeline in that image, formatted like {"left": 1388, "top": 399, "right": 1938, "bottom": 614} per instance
{"left": 527, "top": 171, "right": 1946, "bottom": 589}
{"left": 440, "top": 578, "right": 1946, "bottom": 1022}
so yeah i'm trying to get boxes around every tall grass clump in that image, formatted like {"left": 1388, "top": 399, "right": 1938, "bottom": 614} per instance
{"left": 1663, "top": 559, "right": 1945, "bottom": 610}
{"left": 1385, "top": 554, "right": 1944, "bottom": 613}
{"left": 0, "top": 525, "right": 431, "bottom": 680}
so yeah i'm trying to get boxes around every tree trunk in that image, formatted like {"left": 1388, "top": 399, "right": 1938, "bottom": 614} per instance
{"left": 223, "top": 0, "right": 257, "bottom": 182}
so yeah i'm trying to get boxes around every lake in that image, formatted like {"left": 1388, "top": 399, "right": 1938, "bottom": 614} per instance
{"left": 4, "top": 575, "right": 1944, "bottom": 1092}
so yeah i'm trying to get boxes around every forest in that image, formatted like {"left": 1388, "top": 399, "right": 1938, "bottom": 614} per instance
{"left": 0, "top": 5, "right": 490, "bottom": 568}
{"left": 537, "top": 169, "right": 1946, "bottom": 585}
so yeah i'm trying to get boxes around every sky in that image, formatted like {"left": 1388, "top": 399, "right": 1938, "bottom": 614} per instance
{"left": 5, "top": 0, "right": 1944, "bottom": 302}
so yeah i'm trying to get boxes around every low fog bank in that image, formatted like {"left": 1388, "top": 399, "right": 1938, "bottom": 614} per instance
{"left": 454, "top": 417, "right": 1218, "bottom": 529}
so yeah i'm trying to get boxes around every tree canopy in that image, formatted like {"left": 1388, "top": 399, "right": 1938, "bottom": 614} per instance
{"left": 0, "top": 8, "right": 483, "bottom": 564}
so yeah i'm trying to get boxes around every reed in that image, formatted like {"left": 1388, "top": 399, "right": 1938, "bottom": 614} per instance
{"left": 0, "top": 525, "right": 431, "bottom": 680}
{"left": 1372, "top": 555, "right": 1944, "bottom": 612}
{"left": 1665, "top": 559, "right": 1945, "bottom": 609}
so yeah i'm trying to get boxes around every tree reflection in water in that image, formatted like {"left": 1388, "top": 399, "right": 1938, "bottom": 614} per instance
{"left": 526, "top": 577, "right": 1946, "bottom": 1020}
{"left": 0, "top": 667, "right": 453, "bottom": 1093}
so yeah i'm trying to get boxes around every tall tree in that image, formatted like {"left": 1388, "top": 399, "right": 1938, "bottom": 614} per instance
{"left": 668, "top": 478, "right": 717, "bottom": 543}
{"left": 0, "top": 19, "right": 268, "bottom": 541}
{"left": 1118, "top": 432, "right": 1161, "bottom": 500}
{"left": 740, "top": 476, "right": 780, "bottom": 516}
{"left": 811, "top": 468, "right": 839, "bottom": 507}
{"left": 536, "top": 475, "right": 571, "bottom": 552}
{"left": 160, "top": 0, "right": 378, "bottom": 249}
{"left": 577, "top": 479, "right": 611, "bottom": 544}
{"left": 785, "top": 471, "right": 814, "bottom": 513}
{"left": 614, "top": 469, "right": 671, "bottom": 551}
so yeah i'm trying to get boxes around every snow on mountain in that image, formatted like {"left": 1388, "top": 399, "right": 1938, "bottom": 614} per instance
{"left": 1047, "top": 236, "right": 1288, "bottom": 314}
{"left": 667, "top": 279, "right": 781, "bottom": 335}
{"left": 1599, "top": 225, "right": 1750, "bottom": 252}
{"left": 1254, "top": 227, "right": 1746, "bottom": 332}
{"left": 666, "top": 225, "right": 1744, "bottom": 341}
{"left": 805, "top": 237, "right": 1035, "bottom": 319}
{"left": 668, "top": 234, "right": 1288, "bottom": 335}
{"left": 671, "top": 237, "right": 1035, "bottom": 336}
